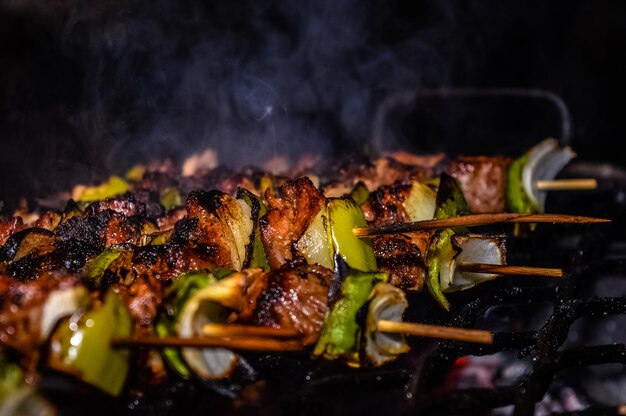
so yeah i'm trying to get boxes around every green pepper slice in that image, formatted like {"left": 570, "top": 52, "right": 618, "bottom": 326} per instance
{"left": 350, "top": 181, "right": 370, "bottom": 206}
{"left": 160, "top": 187, "right": 183, "bottom": 211}
{"left": 426, "top": 174, "right": 471, "bottom": 310}
{"left": 84, "top": 247, "right": 124, "bottom": 286}
{"left": 76, "top": 176, "right": 130, "bottom": 202}
{"left": 328, "top": 198, "right": 377, "bottom": 272}
{"left": 313, "top": 270, "right": 387, "bottom": 364}
{"left": 0, "top": 354, "right": 24, "bottom": 403}
{"left": 47, "top": 291, "right": 132, "bottom": 396}
{"left": 157, "top": 271, "right": 217, "bottom": 378}
{"left": 426, "top": 228, "right": 457, "bottom": 311}
{"left": 506, "top": 153, "right": 540, "bottom": 214}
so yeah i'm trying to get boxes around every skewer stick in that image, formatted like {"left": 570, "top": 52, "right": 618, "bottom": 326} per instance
{"left": 377, "top": 320, "right": 494, "bottom": 344}
{"left": 458, "top": 263, "right": 563, "bottom": 277}
{"left": 112, "top": 336, "right": 304, "bottom": 352}
{"left": 535, "top": 178, "right": 598, "bottom": 191}
{"left": 353, "top": 213, "right": 610, "bottom": 237}
{"left": 202, "top": 324, "right": 300, "bottom": 339}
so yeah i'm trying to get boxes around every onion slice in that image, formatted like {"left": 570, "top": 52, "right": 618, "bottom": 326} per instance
{"left": 522, "top": 138, "right": 576, "bottom": 211}
{"left": 440, "top": 234, "right": 507, "bottom": 292}
{"left": 40, "top": 285, "right": 90, "bottom": 341}
{"left": 364, "top": 283, "right": 409, "bottom": 366}
{"left": 177, "top": 273, "right": 247, "bottom": 379}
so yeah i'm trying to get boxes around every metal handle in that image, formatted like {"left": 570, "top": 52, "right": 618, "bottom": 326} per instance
{"left": 369, "top": 88, "right": 572, "bottom": 155}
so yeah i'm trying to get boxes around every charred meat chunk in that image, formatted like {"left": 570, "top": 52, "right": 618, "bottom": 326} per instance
{"left": 236, "top": 262, "right": 333, "bottom": 345}
{"left": 361, "top": 182, "right": 412, "bottom": 226}
{"left": 373, "top": 234, "right": 427, "bottom": 292}
{"left": 260, "top": 177, "right": 326, "bottom": 269}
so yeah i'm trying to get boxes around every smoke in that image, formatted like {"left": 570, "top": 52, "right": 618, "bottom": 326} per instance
{"left": 46, "top": 0, "right": 452, "bottom": 169}
{"left": 6, "top": 0, "right": 615, "bottom": 208}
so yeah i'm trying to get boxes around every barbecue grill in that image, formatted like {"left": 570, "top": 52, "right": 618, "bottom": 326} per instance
{"left": 1, "top": 2, "right": 625, "bottom": 416}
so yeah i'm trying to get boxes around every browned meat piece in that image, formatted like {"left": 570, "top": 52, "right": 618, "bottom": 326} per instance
{"left": 386, "top": 151, "right": 448, "bottom": 169}
{"left": 373, "top": 234, "right": 428, "bottom": 291}
{"left": 235, "top": 262, "right": 333, "bottom": 345}
{"left": 184, "top": 190, "right": 246, "bottom": 269}
{"left": 361, "top": 183, "right": 412, "bottom": 225}
{"left": 84, "top": 193, "right": 147, "bottom": 217}
{"left": 324, "top": 156, "right": 443, "bottom": 196}
{"left": 102, "top": 213, "right": 144, "bottom": 248}
{"left": 0, "top": 272, "right": 81, "bottom": 368}
{"left": 131, "top": 243, "right": 216, "bottom": 285}
{"left": 260, "top": 177, "right": 326, "bottom": 269}
{"left": 32, "top": 210, "right": 62, "bottom": 231}
{"left": 155, "top": 207, "right": 185, "bottom": 233}
{"left": 449, "top": 156, "right": 512, "bottom": 213}
{"left": 107, "top": 243, "right": 216, "bottom": 335}
{"left": 0, "top": 217, "right": 24, "bottom": 246}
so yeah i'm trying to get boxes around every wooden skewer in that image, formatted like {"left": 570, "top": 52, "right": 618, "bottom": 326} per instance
{"left": 113, "top": 316, "right": 504, "bottom": 352}
{"left": 458, "top": 263, "right": 563, "bottom": 277}
{"left": 377, "top": 320, "right": 493, "bottom": 344}
{"left": 353, "top": 213, "right": 610, "bottom": 237}
{"left": 535, "top": 178, "right": 598, "bottom": 191}
{"left": 111, "top": 335, "right": 304, "bottom": 352}
{"left": 202, "top": 324, "right": 300, "bottom": 339}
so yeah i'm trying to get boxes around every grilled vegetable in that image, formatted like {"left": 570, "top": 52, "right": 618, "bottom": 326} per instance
{"left": 439, "top": 234, "right": 506, "bottom": 292}
{"left": 328, "top": 198, "right": 377, "bottom": 272}
{"left": 0, "top": 354, "right": 24, "bottom": 404}
{"left": 75, "top": 176, "right": 130, "bottom": 202}
{"left": 40, "top": 285, "right": 90, "bottom": 341}
{"left": 157, "top": 271, "right": 217, "bottom": 378}
{"left": 402, "top": 180, "right": 437, "bottom": 221}
{"left": 313, "top": 269, "right": 387, "bottom": 364}
{"left": 363, "top": 283, "right": 409, "bottom": 366}
{"left": 237, "top": 188, "right": 270, "bottom": 270}
{"left": 47, "top": 291, "right": 132, "bottom": 396}
{"left": 507, "top": 138, "right": 576, "bottom": 213}
{"left": 426, "top": 174, "right": 472, "bottom": 310}
{"left": 158, "top": 270, "right": 245, "bottom": 379}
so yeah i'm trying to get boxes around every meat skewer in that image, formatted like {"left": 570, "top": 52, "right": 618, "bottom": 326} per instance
{"left": 0, "top": 139, "right": 605, "bottom": 401}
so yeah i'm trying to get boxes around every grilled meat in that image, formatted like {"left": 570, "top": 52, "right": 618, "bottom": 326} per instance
{"left": 361, "top": 183, "right": 412, "bottom": 225}
{"left": 449, "top": 156, "right": 512, "bottom": 213}
{"left": 373, "top": 234, "right": 428, "bottom": 291}
{"left": 235, "top": 261, "right": 333, "bottom": 345}
{"left": 0, "top": 272, "right": 82, "bottom": 368}
{"left": 260, "top": 177, "right": 326, "bottom": 269}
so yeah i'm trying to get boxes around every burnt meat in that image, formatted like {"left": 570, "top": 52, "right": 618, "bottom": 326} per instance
{"left": 260, "top": 177, "right": 326, "bottom": 269}
{"left": 235, "top": 262, "right": 333, "bottom": 345}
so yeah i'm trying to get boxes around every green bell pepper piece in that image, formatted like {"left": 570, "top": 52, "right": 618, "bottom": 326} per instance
{"left": 47, "top": 291, "right": 131, "bottom": 396}
{"left": 313, "top": 270, "right": 387, "bottom": 363}
{"left": 506, "top": 153, "right": 540, "bottom": 214}
{"left": 0, "top": 354, "right": 24, "bottom": 403}
{"left": 434, "top": 173, "right": 471, "bottom": 220}
{"left": 160, "top": 187, "right": 183, "bottom": 211}
{"left": 157, "top": 271, "right": 218, "bottom": 378}
{"left": 426, "top": 228, "right": 456, "bottom": 311}
{"left": 328, "top": 198, "right": 377, "bottom": 272}
{"left": 84, "top": 248, "right": 124, "bottom": 286}
{"left": 350, "top": 182, "right": 370, "bottom": 206}
{"left": 77, "top": 176, "right": 130, "bottom": 202}
{"left": 425, "top": 174, "right": 470, "bottom": 310}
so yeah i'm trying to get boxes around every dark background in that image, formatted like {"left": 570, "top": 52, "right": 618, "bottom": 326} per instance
{"left": 1, "top": 0, "right": 625, "bottom": 210}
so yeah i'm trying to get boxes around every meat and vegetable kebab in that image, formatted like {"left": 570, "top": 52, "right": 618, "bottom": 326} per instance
{"left": 0, "top": 139, "right": 606, "bottom": 399}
